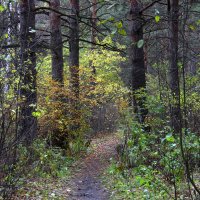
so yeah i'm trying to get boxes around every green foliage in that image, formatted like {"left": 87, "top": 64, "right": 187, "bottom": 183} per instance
{"left": 105, "top": 161, "right": 170, "bottom": 200}
{"left": 8, "top": 139, "right": 73, "bottom": 179}
{"left": 155, "top": 15, "right": 160, "bottom": 23}
{"left": 28, "top": 139, "right": 73, "bottom": 178}
{"left": 105, "top": 120, "right": 199, "bottom": 199}
{"left": 80, "top": 37, "right": 127, "bottom": 102}
{"left": 105, "top": 82, "right": 200, "bottom": 199}
{"left": 137, "top": 39, "right": 144, "bottom": 48}
{"left": 0, "top": 4, "right": 5, "bottom": 12}
{"left": 1, "top": 139, "right": 74, "bottom": 199}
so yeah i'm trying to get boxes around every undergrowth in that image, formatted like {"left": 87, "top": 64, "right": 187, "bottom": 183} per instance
{"left": 103, "top": 115, "right": 199, "bottom": 199}
{"left": 0, "top": 139, "right": 75, "bottom": 199}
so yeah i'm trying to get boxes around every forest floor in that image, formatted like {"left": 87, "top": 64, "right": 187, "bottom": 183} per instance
{"left": 66, "top": 133, "right": 120, "bottom": 200}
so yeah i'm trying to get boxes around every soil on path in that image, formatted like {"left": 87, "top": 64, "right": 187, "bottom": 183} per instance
{"left": 67, "top": 133, "right": 120, "bottom": 200}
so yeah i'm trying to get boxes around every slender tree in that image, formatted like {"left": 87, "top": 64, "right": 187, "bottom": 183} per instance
{"left": 50, "top": 0, "right": 64, "bottom": 84}
{"left": 91, "top": 0, "right": 97, "bottom": 47}
{"left": 69, "top": 0, "right": 79, "bottom": 97}
{"left": 90, "top": 0, "right": 97, "bottom": 89}
{"left": 19, "top": 0, "right": 37, "bottom": 143}
{"left": 69, "top": 0, "right": 80, "bottom": 129}
{"left": 168, "top": 0, "right": 181, "bottom": 134}
{"left": 129, "top": 0, "right": 147, "bottom": 124}
{"left": 91, "top": 0, "right": 97, "bottom": 75}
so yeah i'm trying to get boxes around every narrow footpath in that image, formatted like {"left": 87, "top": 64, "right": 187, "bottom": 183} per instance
{"left": 67, "top": 133, "right": 120, "bottom": 200}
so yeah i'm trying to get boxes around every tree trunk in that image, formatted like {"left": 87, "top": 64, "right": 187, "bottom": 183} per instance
{"left": 90, "top": 0, "right": 97, "bottom": 88}
{"left": 91, "top": 0, "right": 97, "bottom": 47}
{"left": 69, "top": 0, "right": 80, "bottom": 129}
{"left": 19, "top": 0, "right": 37, "bottom": 143}
{"left": 168, "top": 0, "right": 181, "bottom": 134}
{"left": 130, "top": 0, "right": 147, "bottom": 124}
{"left": 50, "top": 0, "right": 64, "bottom": 84}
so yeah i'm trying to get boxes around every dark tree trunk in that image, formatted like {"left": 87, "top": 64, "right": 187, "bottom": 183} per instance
{"left": 90, "top": 0, "right": 97, "bottom": 87}
{"left": 50, "top": 0, "right": 64, "bottom": 84}
{"left": 91, "top": 0, "right": 97, "bottom": 49}
{"left": 69, "top": 0, "right": 80, "bottom": 129}
{"left": 69, "top": 0, "right": 79, "bottom": 99}
{"left": 19, "top": 0, "right": 37, "bottom": 143}
{"left": 130, "top": 0, "right": 147, "bottom": 124}
{"left": 168, "top": 0, "right": 181, "bottom": 134}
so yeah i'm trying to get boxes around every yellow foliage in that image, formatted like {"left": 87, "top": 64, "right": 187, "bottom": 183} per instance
{"left": 36, "top": 41, "right": 128, "bottom": 150}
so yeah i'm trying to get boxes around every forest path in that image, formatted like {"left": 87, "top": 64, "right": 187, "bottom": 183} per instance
{"left": 67, "top": 133, "right": 120, "bottom": 200}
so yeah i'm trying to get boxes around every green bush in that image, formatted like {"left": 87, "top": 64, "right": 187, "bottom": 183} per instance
{"left": 20, "top": 139, "right": 74, "bottom": 178}
{"left": 1, "top": 139, "right": 74, "bottom": 199}
{"left": 106, "top": 105, "right": 199, "bottom": 199}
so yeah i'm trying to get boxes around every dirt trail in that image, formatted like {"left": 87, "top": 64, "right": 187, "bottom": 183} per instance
{"left": 67, "top": 133, "right": 120, "bottom": 200}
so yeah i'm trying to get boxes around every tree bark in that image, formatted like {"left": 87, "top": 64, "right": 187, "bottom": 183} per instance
{"left": 69, "top": 0, "right": 79, "bottom": 99}
{"left": 90, "top": 0, "right": 97, "bottom": 87}
{"left": 168, "top": 0, "right": 181, "bottom": 134}
{"left": 130, "top": 0, "right": 147, "bottom": 124}
{"left": 69, "top": 0, "right": 80, "bottom": 129}
{"left": 50, "top": 0, "right": 64, "bottom": 84}
{"left": 19, "top": 0, "right": 37, "bottom": 143}
{"left": 91, "top": 0, "right": 97, "bottom": 47}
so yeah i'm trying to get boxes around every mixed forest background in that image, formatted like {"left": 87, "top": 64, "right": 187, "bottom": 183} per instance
{"left": 0, "top": 0, "right": 199, "bottom": 199}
